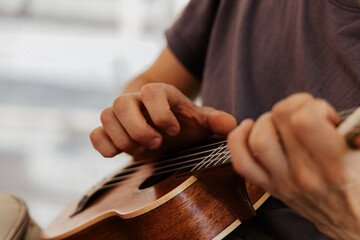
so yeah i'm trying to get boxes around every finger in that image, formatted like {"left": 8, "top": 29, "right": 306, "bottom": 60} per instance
{"left": 207, "top": 109, "right": 238, "bottom": 136}
{"left": 271, "top": 93, "right": 314, "bottom": 149}
{"left": 100, "top": 107, "right": 145, "bottom": 155}
{"left": 90, "top": 126, "right": 120, "bottom": 158}
{"left": 248, "top": 112, "right": 289, "bottom": 182}
{"left": 142, "top": 83, "right": 237, "bottom": 136}
{"left": 228, "top": 119, "right": 271, "bottom": 188}
{"left": 290, "top": 100, "right": 347, "bottom": 169}
{"left": 270, "top": 94, "right": 326, "bottom": 190}
{"left": 178, "top": 105, "right": 238, "bottom": 136}
{"left": 140, "top": 83, "right": 181, "bottom": 136}
{"left": 113, "top": 93, "right": 163, "bottom": 150}
{"left": 271, "top": 93, "right": 314, "bottom": 165}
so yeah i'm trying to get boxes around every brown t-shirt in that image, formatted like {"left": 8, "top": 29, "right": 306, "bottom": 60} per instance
{"left": 166, "top": 0, "right": 360, "bottom": 239}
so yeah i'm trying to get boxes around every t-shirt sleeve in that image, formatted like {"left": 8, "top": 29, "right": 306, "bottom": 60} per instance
{"left": 165, "top": 0, "right": 219, "bottom": 80}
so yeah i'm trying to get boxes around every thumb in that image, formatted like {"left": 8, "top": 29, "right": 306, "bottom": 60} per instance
{"left": 197, "top": 107, "right": 237, "bottom": 136}
{"left": 208, "top": 110, "right": 238, "bottom": 135}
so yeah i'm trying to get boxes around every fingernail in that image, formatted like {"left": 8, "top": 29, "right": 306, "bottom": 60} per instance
{"left": 148, "top": 137, "right": 161, "bottom": 149}
{"left": 134, "top": 146, "right": 145, "bottom": 155}
{"left": 240, "top": 119, "right": 252, "bottom": 127}
{"left": 166, "top": 126, "right": 178, "bottom": 136}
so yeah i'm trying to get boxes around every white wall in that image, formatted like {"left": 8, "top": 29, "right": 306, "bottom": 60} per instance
{"left": 0, "top": 0, "right": 189, "bottom": 227}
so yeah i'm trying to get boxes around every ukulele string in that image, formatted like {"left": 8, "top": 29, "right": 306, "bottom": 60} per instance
{"left": 111, "top": 108, "right": 354, "bottom": 177}
{"left": 190, "top": 143, "right": 227, "bottom": 171}
{"left": 96, "top": 108, "right": 356, "bottom": 191}
{"left": 99, "top": 150, "right": 232, "bottom": 191}
{"left": 141, "top": 139, "right": 228, "bottom": 164}
{"left": 107, "top": 145, "right": 230, "bottom": 184}
{"left": 206, "top": 147, "right": 231, "bottom": 167}
{"left": 110, "top": 140, "right": 228, "bottom": 176}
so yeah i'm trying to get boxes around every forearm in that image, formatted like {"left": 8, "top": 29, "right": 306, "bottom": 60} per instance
{"left": 121, "top": 46, "right": 200, "bottom": 99}
{"left": 122, "top": 72, "right": 200, "bottom": 99}
{"left": 122, "top": 73, "right": 156, "bottom": 94}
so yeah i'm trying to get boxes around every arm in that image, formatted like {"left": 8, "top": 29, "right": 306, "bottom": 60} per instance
{"left": 122, "top": 46, "right": 200, "bottom": 99}
{"left": 90, "top": 46, "right": 237, "bottom": 158}
{"left": 228, "top": 93, "right": 360, "bottom": 240}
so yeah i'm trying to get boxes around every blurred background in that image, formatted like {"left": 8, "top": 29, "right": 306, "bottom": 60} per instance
{"left": 0, "top": 0, "right": 189, "bottom": 228}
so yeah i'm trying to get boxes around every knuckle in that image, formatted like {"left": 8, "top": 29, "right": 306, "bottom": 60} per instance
{"left": 112, "top": 140, "right": 125, "bottom": 150}
{"left": 100, "top": 108, "right": 113, "bottom": 125}
{"left": 152, "top": 111, "right": 174, "bottom": 128}
{"left": 113, "top": 139, "right": 133, "bottom": 152}
{"left": 289, "top": 110, "right": 316, "bottom": 133}
{"left": 272, "top": 100, "right": 293, "bottom": 121}
{"left": 289, "top": 99, "right": 330, "bottom": 133}
{"left": 292, "top": 166, "right": 323, "bottom": 194}
{"left": 140, "top": 83, "right": 162, "bottom": 97}
{"left": 294, "top": 168, "right": 316, "bottom": 192}
{"left": 89, "top": 128, "right": 102, "bottom": 147}
{"left": 128, "top": 127, "right": 148, "bottom": 143}
{"left": 272, "top": 93, "right": 313, "bottom": 121}
{"left": 249, "top": 132, "right": 270, "bottom": 154}
{"left": 113, "top": 96, "right": 131, "bottom": 112}
{"left": 323, "top": 167, "right": 346, "bottom": 186}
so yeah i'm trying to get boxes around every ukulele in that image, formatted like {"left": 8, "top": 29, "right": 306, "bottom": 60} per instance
{"left": 41, "top": 107, "right": 360, "bottom": 240}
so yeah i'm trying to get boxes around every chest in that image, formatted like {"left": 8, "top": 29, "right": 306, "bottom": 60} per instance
{"left": 201, "top": 0, "right": 360, "bottom": 119}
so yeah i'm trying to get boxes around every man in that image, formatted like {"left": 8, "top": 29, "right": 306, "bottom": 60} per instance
{"left": 90, "top": 0, "right": 360, "bottom": 239}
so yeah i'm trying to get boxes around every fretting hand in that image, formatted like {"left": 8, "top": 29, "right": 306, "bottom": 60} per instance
{"left": 90, "top": 83, "right": 237, "bottom": 158}
{"left": 227, "top": 93, "right": 360, "bottom": 240}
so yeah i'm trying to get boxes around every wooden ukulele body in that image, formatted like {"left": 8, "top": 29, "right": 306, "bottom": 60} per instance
{"left": 42, "top": 162, "right": 268, "bottom": 240}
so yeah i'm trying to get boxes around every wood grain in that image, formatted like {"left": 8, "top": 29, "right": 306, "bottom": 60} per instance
{"left": 42, "top": 162, "right": 266, "bottom": 239}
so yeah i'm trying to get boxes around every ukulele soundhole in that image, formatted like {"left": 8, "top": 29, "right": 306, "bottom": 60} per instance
{"left": 138, "top": 137, "right": 229, "bottom": 190}
{"left": 104, "top": 161, "right": 142, "bottom": 186}
{"left": 138, "top": 154, "right": 185, "bottom": 189}
{"left": 138, "top": 171, "right": 174, "bottom": 190}
{"left": 72, "top": 161, "right": 143, "bottom": 216}
{"left": 138, "top": 151, "right": 193, "bottom": 189}
{"left": 138, "top": 150, "right": 208, "bottom": 189}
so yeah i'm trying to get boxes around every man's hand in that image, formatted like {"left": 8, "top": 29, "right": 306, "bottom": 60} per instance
{"left": 90, "top": 83, "right": 237, "bottom": 157}
{"left": 228, "top": 93, "right": 360, "bottom": 240}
